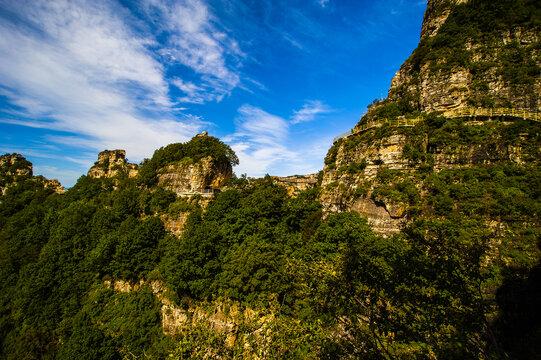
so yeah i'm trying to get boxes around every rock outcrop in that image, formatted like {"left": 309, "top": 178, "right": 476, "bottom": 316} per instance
{"left": 157, "top": 156, "right": 232, "bottom": 195}
{"left": 0, "top": 153, "right": 32, "bottom": 177}
{"left": 420, "top": 0, "right": 469, "bottom": 41}
{"left": 1, "top": 153, "right": 65, "bottom": 195}
{"left": 320, "top": 120, "right": 537, "bottom": 235}
{"left": 87, "top": 150, "right": 139, "bottom": 179}
{"left": 386, "top": 0, "right": 540, "bottom": 113}
{"left": 105, "top": 279, "right": 273, "bottom": 351}
{"left": 320, "top": 0, "right": 541, "bottom": 235}
{"left": 320, "top": 134, "right": 413, "bottom": 234}
{"left": 272, "top": 174, "right": 318, "bottom": 196}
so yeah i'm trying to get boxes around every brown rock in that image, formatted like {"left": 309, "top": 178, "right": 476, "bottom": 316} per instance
{"left": 271, "top": 174, "right": 318, "bottom": 196}
{"left": 87, "top": 149, "right": 139, "bottom": 179}
{"left": 157, "top": 156, "right": 232, "bottom": 195}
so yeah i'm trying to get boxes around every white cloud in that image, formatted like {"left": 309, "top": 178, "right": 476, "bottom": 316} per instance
{"left": 143, "top": 0, "right": 242, "bottom": 102}
{"left": 225, "top": 104, "right": 330, "bottom": 177}
{"left": 0, "top": 0, "right": 218, "bottom": 166}
{"left": 291, "top": 100, "right": 332, "bottom": 124}
{"left": 225, "top": 105, "right": 297, "bottom": 176}
{"left": 316, "top": 0, "right": 330, "bottom": 8}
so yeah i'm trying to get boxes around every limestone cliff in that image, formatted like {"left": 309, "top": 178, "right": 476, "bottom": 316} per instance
{"left": 420, "top": 0, "right": 469, "bottom": 41}
{"left": 157, "top": 156, "right": 232, "bottom": 195}
{"left": 271, "top": 174, "right": 318, "bottom": 196}
{"left": 0, "top": 153, "right": 65, "bottom": 195}
{"left": 385, "top": 0, "right": 540, "bottom": 114}
{"left": 320, "top": 0, "right": 541, "bottom": 235}
{"left": 87, "top": 149, "right": 139, "bottom": 179}
{"left": 320, "top": 120, "right": 538, "bottom": 235}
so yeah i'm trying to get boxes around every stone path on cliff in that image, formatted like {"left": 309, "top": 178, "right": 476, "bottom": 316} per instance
{"left": 333, "top": 107, "right": 541, "bottom": 143}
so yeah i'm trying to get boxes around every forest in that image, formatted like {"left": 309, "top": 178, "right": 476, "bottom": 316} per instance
{"left": 1, "top": 0, "right": 540, "bottom": 358}
{"left": 0, "top": 128, "right": 540, "bottom": 359}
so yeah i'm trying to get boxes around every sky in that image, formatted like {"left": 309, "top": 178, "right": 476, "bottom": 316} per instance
{"left": 0, "top": 0, "right": 427, "bottom": 187}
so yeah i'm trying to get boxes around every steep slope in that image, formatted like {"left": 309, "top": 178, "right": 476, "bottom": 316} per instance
{"left": 387, "top": 0, "right": 540, "bottom": 114}
{"left": 320, "top": 0, "right": 541, "bottom": 235}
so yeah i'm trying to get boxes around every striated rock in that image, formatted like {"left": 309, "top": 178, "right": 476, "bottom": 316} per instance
{"left": 387, "top": 1, "right": 540, "bottom": 114}
{"left": 271, "top": 174, "right": 318, "bottom": 196}
{"left": 1, "top": 153, "right": 65, "bottom": 195}
{"left": 320, "top": 122, "right": 537, "bottom": 235}
{"left": 351, "top": 197, "right": 406, "bottom": 234}
{"left": 157, "top": 156, "right": 232, "bottom": 195}
{"left": 87, "top": 149, "right": 139, "bottom": 179}
{"left": 320, "top": 134, "right": 414, "bottom": 234}
{"left": 420, "top": 0, "right": 469, "bottom": 41}
{"left": 0, "top": 153, "right": 32, "bottom": 177}
{"left": 161, "top": 213, "right": 190, "bottom": 237}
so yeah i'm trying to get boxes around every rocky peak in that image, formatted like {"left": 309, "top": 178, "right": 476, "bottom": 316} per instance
{"left": 97, "top": 149, "right": 127, "bottom": 164}
{"left": 88, "top": 149, "right": 139, "bottom": 179}
{"left": 0, "top": 153, "right": 32, "bottom": 177}
{"left": 387, "top": 0, "right": 540, "bottom": 114}
{"left": 1, "top": 153, "right": 65, "bottom": 195}
{"left": 420, "top": 0, "right": 469, "bottom": 40}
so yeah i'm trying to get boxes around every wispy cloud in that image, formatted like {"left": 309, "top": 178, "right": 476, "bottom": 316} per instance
{"left": 225, "top": 105, "right": 297, "bottom": 176}
{"left": 316, "top": 0, "right": 330, "bottom": 8}
{"left": 144, "top": 0, "right": 242, "bottom": 102}
{"left": 0, "top": 0, "right": 246, "bottom": 169}
{"left": 225, "top": 104, "right": 331, "bottom": 177}
{"left": 291, "top": 100, "right": 332, "bottom": 124}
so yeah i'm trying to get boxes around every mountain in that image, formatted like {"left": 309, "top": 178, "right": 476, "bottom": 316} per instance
{"left": 0, "top": 1, "right": 540, "bottom": 359}
{"left": 320, "top": 0, "right": 540, "bottom": 235}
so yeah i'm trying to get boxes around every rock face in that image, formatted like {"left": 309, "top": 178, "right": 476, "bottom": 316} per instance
{"left": 321, "top": 0, "right": 541, "bottom": 235}
{"left": 87, "top": 150, "right": 139, "bottom": 179}
{"left": 1, "top": 153, "right": 65, "bottom": 195}
{"left": 387, "top": 0, "right": 540, "bottom": 113}
{"left": 420, "top": 0, "right": 469, "bottom": 40}
{"left": 0, "top": 154, "right": 32, "bottom": 177}
{"left": 157, "top": 156, "right": 232, "bottom": 195}
{"left": 320, "top": 134, "right": 413, "bottom": 234}
{"left": 272, "top": 174, "right": 318, "bottom": 196}
{"left": 106, "top": 279, "right": 272, "bottom": 350}
{"left": 320, "top": 122, "right": 536, "bottom": 235}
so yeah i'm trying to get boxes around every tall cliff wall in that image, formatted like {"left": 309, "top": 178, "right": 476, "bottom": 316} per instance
{"left": 384, "top": 0, "right": 540, "bottom": 115}
{"left": 321, "top": 0, "right": 541, "bottom": 235}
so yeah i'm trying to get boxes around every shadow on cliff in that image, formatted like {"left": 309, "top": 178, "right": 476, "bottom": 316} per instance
{"left": 491, "top": 240, "right": 541, "bottom": 359}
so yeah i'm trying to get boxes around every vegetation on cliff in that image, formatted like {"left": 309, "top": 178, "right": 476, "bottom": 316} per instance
{"left": 1, "top": 0, "right": 540, "bottom": 358}
{"left": 379, "top": 0, "right": 541, "bottom": 117}
{"left": 1, "top": 137, "right": 540, "bottom": 358}
{"left": 138, "top": 134, "right": 239, "bottom": 187}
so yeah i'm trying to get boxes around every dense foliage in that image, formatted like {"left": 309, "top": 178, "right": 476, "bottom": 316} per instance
{"left": 1, "top": 136, "right": 540, "bottom": 358}
{"left": 1, "top": 0, "right": 540, "bottom": 353}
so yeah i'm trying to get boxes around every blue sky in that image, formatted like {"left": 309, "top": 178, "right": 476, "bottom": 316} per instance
{"left": 0, "top": 0, "right": 426, "bottom": 187}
